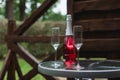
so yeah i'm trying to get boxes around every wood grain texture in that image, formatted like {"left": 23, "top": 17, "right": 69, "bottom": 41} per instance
{"left": 74, "top": 0, "right": 120, "bottom": 12}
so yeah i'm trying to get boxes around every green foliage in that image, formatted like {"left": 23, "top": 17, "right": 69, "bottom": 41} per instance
{"left": 0, "top": 19, "right": 7, "bottom": 43}
{"left": 0, "top": 59, "right": 45, "bottom": 80}
{"left": 0, "top": 19, "right": 66, "bottom": 59}
{"left": 43, "top": 12, "right": 65, "bottom": 21}
{"left": 22, "top": 21, "right": 65, "bottom": 58}
{"left": 25, "top": 21, "right": 65, "bottom": 35}
{"left": 0, "top": 19, "right": 7, "bottom": 58}
{"left": 27, "top": 43, "right": 53, "bottom": 58}
{"left": 0, "top": 44, "right": 7, "bottom": 58}
{"left": 0, "top": 0, "right": 65, "bottom": 21}
{"left": 14, "top": 0, "right": 20, "bottom": 20}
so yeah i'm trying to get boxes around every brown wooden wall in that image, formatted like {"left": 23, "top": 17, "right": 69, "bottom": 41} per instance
{"left": 67, "top": 0, "right": 120, "bottom": 59}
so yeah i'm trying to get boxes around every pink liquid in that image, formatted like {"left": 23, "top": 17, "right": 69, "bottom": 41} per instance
{"left": 63, "top": 35, "right": 76, "bottom": 69}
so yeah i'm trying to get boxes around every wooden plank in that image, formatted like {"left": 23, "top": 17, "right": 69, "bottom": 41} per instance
{"left": 10, "top": 43, "right": 39, "bottom": 69}
{"left": 6, "top": 31, "right": 120, "bottom": 43}
{"left": 23, "top": 69, "right": 56, "bottom": 80}
{"left": 79, "top": 38, "right": 120, "bottom": 59}
{"left": 79, "top": 51, "right": 120, "bottom": 59}
{"left": 6, "top": 34, "right": 120, "bottom": 52}
{"left": 82, "top": 38, "right": 120, "bottom": 52}
{"left": 83, "top": 30, "right": 120, "bottom": 39}
{"left": 8, "top": 20, "right": 16, "bottom": 34}
{"left": 6, "top": 35, "right": 64, "bottom": 43}
{"left": 74, "top": 18, "right": 120, "bottom": 31}
{"left": 67, "top": 0, "right": 74, "bottom": 14}
{"left": 14, "top": 54, "right": 23, "bottom": 79}
{"left": 74, "top": 9, "right": 120, "bottom": 20}
{"left": 67, "top": 0, "right": 74, "bottom": 25}
{"left": 74, "top": 0, "right": 120, "bottom": 12}
{"left": 7, "top": 20, "right": 16, "bottom": 49}
{"left": 7, "top": 51, "right": 16, "bottom": 80}
{"left": 15, "top": 0, "right": 57, "bottom": 35}
{"left": 11, "top": 36, "right": 120, "bottom": 52}
{"left": 22, "top": 69, "right": 38, "bottom": 80}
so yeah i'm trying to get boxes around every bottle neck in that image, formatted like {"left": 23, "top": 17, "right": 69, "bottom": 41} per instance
{"left": 66, "top": 16, "right": 73, "bottom": 36}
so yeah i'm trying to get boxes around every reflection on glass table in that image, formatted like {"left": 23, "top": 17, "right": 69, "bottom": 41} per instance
{"left": 38, "top": 60, "right": 120, "bottom": 78}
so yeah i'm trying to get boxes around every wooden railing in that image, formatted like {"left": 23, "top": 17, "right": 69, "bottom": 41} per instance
{"left": 0, "top": 0, "right": 59, "bottom": 80}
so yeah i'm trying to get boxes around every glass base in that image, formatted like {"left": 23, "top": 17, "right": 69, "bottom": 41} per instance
{"left": 75, "top": 78, "right": 92, "bottom": 80}
{"left": 75, "top": 64, "right": 84, "bottom": 70}
{"left": 51, "top": 61, "right": 64, "bottom": 69}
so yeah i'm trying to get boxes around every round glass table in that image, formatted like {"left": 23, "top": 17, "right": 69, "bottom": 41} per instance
{"left": 38, "top": 60, "right": 120, "bottom": 78}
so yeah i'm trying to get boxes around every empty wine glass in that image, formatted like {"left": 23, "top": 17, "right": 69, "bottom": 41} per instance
{"left": 74, "top": 25, "right": 92, "bottom": 80}
{"left": 51, "top": 27, "right": 60, "bottom": 68}
{"left": 73, "top": 25, "right": 84, "bottom": 70}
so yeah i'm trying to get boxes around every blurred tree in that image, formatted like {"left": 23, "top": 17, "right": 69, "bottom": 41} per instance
{"left": 42, "top": 1, "right": 65, "bottom": 21}
{"left": 19, "top": 0, "right": 26, "bottom": 21}
{"left": 5, "top": 0, "right": 14, "bottom": 20}
{"left": 42, "top": 11, "right": 65, "bottom": 21}
{"left": 1, "top": 0, "right": 65, "bottom": 21}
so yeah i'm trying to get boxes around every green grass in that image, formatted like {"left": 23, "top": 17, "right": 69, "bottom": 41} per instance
{"left": 0, "top": 58, "right": 45, "bottom": 80}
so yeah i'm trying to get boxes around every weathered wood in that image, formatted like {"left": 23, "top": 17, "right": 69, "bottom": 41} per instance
{"left": 6, "top": 35, "right": 120, "bottom": 52}
{"left": 7, "top": 51, "right": 16, "bottom": 80}
{"left": 7, "top": 20, "right": 16, "bottom": 80}
{"left": 6, "top": 35, "right": 64, "bottom": 43}
{"left": 67, "top": 0, "right": 74, "bottom": 16}
{"left": 15, "top": 0, "right": 57, "bottom": 35}
{"left": 23, "top": 69, "right": 57, "bottom": 80}
{"left": 6, "top": 35, "right": 51, "bottom": 43}
{"left": 74, "top": 9, "right": 120, "bottom": 20}
{"left": 7, "top": 41, "right": 56, "bottom": 80}
{"left": 10, "top": 43, "right": 39, "bottom": 69}
{"left": 7, "top": 20, "right": 16, "bottom": 49}
{"left": 74, "top": 0, "right": 120, "bottom": 12}
{"left": 8, "top": 20, "right": 16, "bottom": 34}
{"left": 22, "top": 69, "right": 38, "bottom": 80}
{"left": 67, "top": 0, "right": 74, "bottom": 25}
{"left": 14, "top": 54, "right": 23, "bottom": 79}
{"left": 75, "top": 18, "right": 120, "bottom": 31}
{"left": 84, "top": 30, "right": 120, "bottom": 39}
{"left": 82, "top": 38, "right": 120, "bottom": 52}
{"left": 80, "top": 52, "right": 120, "bottom": 59}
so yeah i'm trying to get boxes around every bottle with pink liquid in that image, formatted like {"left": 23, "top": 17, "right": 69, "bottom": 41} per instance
{"left": 63, "top": 14, "right": 76, "bottom": 69}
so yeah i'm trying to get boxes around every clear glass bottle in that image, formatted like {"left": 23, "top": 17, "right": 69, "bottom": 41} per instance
{"left": 63, "top": 14, "right": 76, "bottom": 69}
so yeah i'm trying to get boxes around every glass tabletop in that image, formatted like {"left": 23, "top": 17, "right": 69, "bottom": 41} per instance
{"left": 38, "top": 60, "right": 120, "bottom": 78}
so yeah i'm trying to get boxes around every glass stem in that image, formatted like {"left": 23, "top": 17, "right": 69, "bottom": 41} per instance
{"left": 77, "top": 49, "right": 79, "bottom": 65}
{"left": 55, "top": 49, "right": 57, "bottom": 62}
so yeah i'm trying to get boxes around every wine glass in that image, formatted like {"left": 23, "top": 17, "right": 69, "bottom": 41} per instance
{"left": 74, "top": 25, "right": 92, "bottom": 80}
{"left": 51, "top": 27, "right": 60, "bottom": 68}
{"left": 73, "top": 25, "right": 84, "bottom": 70}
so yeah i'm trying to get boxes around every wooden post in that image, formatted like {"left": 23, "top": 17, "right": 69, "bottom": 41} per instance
{"left": 7, "top": 20, "right": 16, "bottom": 80}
